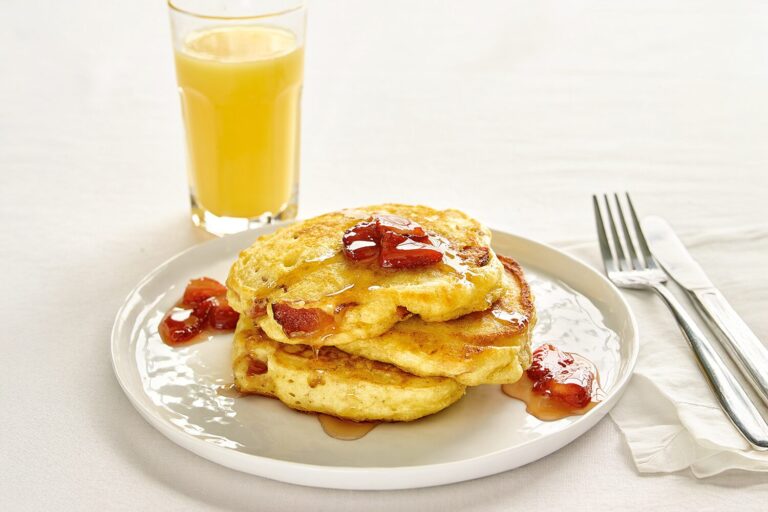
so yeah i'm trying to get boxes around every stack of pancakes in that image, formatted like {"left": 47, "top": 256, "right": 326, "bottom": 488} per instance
{"left": 227, "top": 204, "right": 535, "bottom": 422}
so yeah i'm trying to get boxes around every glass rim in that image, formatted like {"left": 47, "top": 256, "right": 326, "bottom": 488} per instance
{"left": 167, "top": 0, "right": 305, "bottom": 21}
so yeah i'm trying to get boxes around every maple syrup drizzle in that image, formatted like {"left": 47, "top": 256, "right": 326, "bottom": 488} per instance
{"left": 215, "top": 383, "right": 243, "bottom": 398}
{"left": 317, "top": 414, "right": 379, "bottom": 440}
{"left": 325, "top": 283, "right": 355, "bottom": 297}
{"left": 502, "top": 350, "right": 604, "bottom": 421}
{"left": 260, "top": 216, "right": 487, "bottom": 344}
{"left": 491, "top": 308, "right": 528, "bottom": 325}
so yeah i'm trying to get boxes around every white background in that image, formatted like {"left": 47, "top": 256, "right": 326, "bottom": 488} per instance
{"left": 1, "top": 0, "right": 767, "bottom": 510}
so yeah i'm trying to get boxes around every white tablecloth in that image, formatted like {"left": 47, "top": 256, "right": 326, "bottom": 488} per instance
{"left": 2, "top": 0, "right": 767, "bottom": 510}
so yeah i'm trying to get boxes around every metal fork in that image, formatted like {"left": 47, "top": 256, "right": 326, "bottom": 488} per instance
{"left": 593, "top": 193, "right": 768, "bottom": 450}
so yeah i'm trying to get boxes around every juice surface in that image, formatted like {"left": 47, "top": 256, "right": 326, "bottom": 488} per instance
{"left": 174, "top": 25, "right": 304, "bottom": 218}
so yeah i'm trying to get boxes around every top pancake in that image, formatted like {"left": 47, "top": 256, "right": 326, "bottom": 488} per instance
{"left": 227, "top": 204, "right": 505, "bottom": 346}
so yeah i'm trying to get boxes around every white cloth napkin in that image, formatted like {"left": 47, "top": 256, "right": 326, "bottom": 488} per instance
{"left": 561, "top": 233, "right": 768, "bottom": 478}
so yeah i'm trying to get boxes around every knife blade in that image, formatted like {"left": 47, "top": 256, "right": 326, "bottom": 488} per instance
{"left": 644, "top": 215, "right": 768, "bottom": 408}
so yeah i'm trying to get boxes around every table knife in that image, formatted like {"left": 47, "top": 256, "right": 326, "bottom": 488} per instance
{"left": 643, "top": 216, "right": 768, "bottom": 408}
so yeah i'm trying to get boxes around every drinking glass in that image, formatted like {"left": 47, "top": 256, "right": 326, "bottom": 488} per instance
{"left": 168, "top": 0, "right": 306, "bottom": 235}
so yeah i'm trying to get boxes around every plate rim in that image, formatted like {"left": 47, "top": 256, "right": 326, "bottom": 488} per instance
{"left": 110, "top": 224, "right": 639, "bottom": 489}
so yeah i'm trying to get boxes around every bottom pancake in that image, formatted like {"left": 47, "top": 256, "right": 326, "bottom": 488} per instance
{"left": 232, "top": 318, "right": 466, "bottom": 422}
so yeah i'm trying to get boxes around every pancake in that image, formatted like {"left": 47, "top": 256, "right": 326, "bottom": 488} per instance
{"left": 227, "top": 204, "right": 505, "bottom": 346}
{"left": 340, "top": 256, "right": 535, "bottom": 386}
{"left": 232, "top": 317, "right": 467, "bottom": 422}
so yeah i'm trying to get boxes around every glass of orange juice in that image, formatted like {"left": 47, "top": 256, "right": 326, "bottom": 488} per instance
{"left": 168, "top": 0, "right": 306, "bottom": 235}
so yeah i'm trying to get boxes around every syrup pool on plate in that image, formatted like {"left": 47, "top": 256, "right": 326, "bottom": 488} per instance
{"left": 317, "top": 415, "right": 379, "bottom": 440}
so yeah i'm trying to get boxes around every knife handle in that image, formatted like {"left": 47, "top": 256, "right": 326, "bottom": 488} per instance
{"left": 691, "top": 288, "right": 768, "bottom": 408}
{"left": 652, "top": 283, "right": 768, "bottom": 450}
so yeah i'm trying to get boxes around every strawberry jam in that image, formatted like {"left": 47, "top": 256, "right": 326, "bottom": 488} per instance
{"left": 379, "top": 231, "right": 443, "bottom": 268}
{"left": 207, "top": 296, "right": 239, "bottom": 330}
{"left": 342, "top": 220, "right": 379, "bottom": 262}
{"left": 527, "top": 344, "right": 594, "bottom": 408}
{"left": 502, "top": 344, "right": 603, "bottom": 420}
{"left": 342, "top": 214, "right": 444, "bottom": 269}
{"left": 159, "top": 277, "right": 240, "bottom": 345}
{"left": 182, "top": 277, "right": 227, "bottom": 306}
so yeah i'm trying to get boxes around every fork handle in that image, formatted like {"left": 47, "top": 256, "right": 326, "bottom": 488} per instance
{"left": 652, "top": 283, "right": 768, "bottom": 450}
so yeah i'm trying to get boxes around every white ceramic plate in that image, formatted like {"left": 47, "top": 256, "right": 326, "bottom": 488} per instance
{"left": 111, "top": 226, "right": 638, "bottom": 490}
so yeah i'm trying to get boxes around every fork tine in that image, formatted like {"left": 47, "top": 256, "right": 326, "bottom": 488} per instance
{"left": 592, "top": 195, "right": 616, "bottom": 273}
{"left": 603, "top": 194, "right": 630, "bottom": 271}
{"left": 614, "top": 193, "right": 642, "bottom": 270}
{"left": 625, "top": 192, "right": 658, "bottom": 269}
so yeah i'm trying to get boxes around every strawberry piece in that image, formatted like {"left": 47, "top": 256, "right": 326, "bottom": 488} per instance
{"left": 379, "top": 231, "right": 444, "bottom": 269}
{"left": 272, "top": 302, "right": 335, "bottom": 337}
{"left": 160, "top": 276, "right": 239, "bottom": 346}
{"left": 342, "top": 220, "right": 379, "bottom": 261}
{"left": 548, "top": 379, "right": 593, "bottom": 409}
{"left": 159, "top": 300, "right": 213, "bottom": 345}
{"left": 207, "top": 296, "right": 240, "bottom": 330}
{"left": 527, "top": 344, "right": 594, "bottom": 409}
{"left": 527, "top": 344, "right": 573, "bottom": 382}
{"left": 342, "top": 215, "right": 445, "bottom": 268}
{"left": 183, "top": 277, "right": 227, "bottom": 306}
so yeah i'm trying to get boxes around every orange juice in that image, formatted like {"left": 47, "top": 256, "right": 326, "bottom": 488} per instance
{"left": 174, "top": 25, "right": 304, "bottom": 219}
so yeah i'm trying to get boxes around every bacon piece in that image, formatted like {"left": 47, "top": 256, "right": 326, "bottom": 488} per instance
{"left": 334, "top": 302, "right": 357, "bottom": 314}
{"left": 459, "top": 246, "right": 490, "bottom": 267}
{"left": 246, "top": 358, "right": 268, "bottom": 376}
{"left": 250, "top": 299, "right": 268, "bottom": 318}
{"left": 396, "top": 306, "right": 411, "bottom": 319}
{"left": 272, "top": 302, "right": 335, "bottom": 337}
{"left": 527, "top": 344, "right": 594, "bottom": 409}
